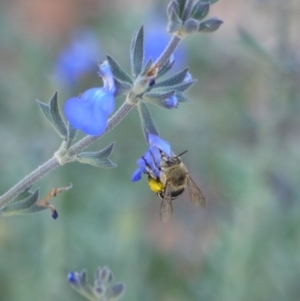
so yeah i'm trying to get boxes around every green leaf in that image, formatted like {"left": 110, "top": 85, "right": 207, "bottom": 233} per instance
{"left": 155, "top": 68, "right": 189, "bottom": 88}
{"left": 198, "top": 18, "right": 223, "bottom": 33}
{"left": 141, "top": 58, "right": 152, "bottom": 76}
{"left": 70, "top": 270, "right": 99, "bottom": 301}
{"left": 130, "top": 26, "right": 144, "bottom": 77}
{"left": 49, "top": 92, "right": 68, "bottom": 138}
{"left": 106, "top": 55, "right": 133, "bottom": 84}
{"left": 153, "top": 79, "right": 196, "bottom": 93}
{"left": 157, "top": 58, "right": 175, "bottom": 78}
{"left": 167, "top": 8, "right": 182, "bottom": 34}
{"left": 13, "top": 186, "right": 32, "bottom": 202}
{"left": 36, "top": 92, "right": 68, "bottom": 139}
{"left": 143, "top": 91, "right": 176, "bottom": 109}
{"left": 167, "top": 1, "right": 180, "bottom": 19}
{"left": 114, "top": 78, "right": 132, "bottom": 98}
{"left": 106, "top": 283, "right": 126, "bottom": 301}
{"left": 65, "top": 122, "right": 77, "bottom": 149}
{"left": 1, "top": 188, "right": 40, "bottom": 216}
{"left": 176, "top": 92, "right": 192, "bottom": 103}
{"left": 77, "top": 142, "right": 117, "bottom": 168}
{"left": 183, "top": 18, "right": 200, "bottom": 34}
{"left": 175, "top": 0, "right": 186, "bottom": 17}
{"left": 137, "top": 101, "right": 159, "bottom": 139}
{"left": 191, "top": 1, "right": 210, "bottom": 21}
{"left": 95, "top": 266, "right": 113, "bottom": 284}
{"left": 36, "top": 100, "right": 52, "bottom": 122}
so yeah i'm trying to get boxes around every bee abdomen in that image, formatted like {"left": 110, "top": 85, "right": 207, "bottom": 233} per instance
{"left": 157, "top": 188, "right": 185, "bottom": 200}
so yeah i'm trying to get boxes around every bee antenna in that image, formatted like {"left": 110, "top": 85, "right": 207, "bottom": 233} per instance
{"left": 177, "top": 150, "right": 188, "bottom": 157}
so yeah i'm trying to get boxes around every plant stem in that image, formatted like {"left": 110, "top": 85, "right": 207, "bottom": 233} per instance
{"left": 0, "top": 158, "right": 59, "bottom": 210}
{"left": 154, "top": 35, "right": 182, "bottom": 69}
{"left": 0, "top": 102, "right": 134, "bottom": 209}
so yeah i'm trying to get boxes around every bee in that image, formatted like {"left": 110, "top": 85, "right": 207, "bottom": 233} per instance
{"left": 144, "top": 150, "right": 206, "bottom": 223}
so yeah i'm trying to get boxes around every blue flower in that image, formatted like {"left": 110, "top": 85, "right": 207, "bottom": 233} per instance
{"left": 147, "top": 133, "right": 172, "bottom": 156}
{"left": 54, "top": 29, "right": 102, "bottom": 87}
{"left": 165, "top": 94, "right": 178, "bottom": 108}
{"left": 64, "top": 61, "right": 116, "bottom": 136}
{"left": 68, "top": 272, "right": 79, "bottom": 284}
{"left": 131, "top": 134, "right": 172, "bottom": 182}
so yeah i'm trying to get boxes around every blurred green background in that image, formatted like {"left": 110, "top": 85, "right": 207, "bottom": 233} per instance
{"left": 1, "top": 0, "right": 300, "bottom": 300}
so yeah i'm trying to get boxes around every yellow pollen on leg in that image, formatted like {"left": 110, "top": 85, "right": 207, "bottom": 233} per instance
{"left": 148, "top": 177, "right": 164, "bottom": 193}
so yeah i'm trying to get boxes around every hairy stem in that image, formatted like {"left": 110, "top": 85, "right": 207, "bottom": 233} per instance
{"left": 154, "top": 35, "right": 182, "bottom": 69}
{"left": 0, "top": 102, "right": 134, "bottom": 208}
{"left": 0, "top": 158, "right": 59, "bottom": 210}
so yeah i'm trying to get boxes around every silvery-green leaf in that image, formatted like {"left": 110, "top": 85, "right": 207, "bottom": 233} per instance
{"left": 77, "top": 142, "right": 117, "bottom": 168}
{"left": 143, "top": 91, "right": 176, "bottom": 109}
{"left": 153, "top": 79, "right": 196, "bottom": 93}
{"left": 1, "top": 188, "right": 39, "bottom": 216}
{"left": 130, "top": 26, "right": 144, "bottom": 77}
{"left": 167, "top": 8, "right": 182, "bottom": 34}
{"left": 167, "top": 1, "right": 179, "bottom": 18}
{"left": 191, "top": 1, "right": 210, "bottom": 21}
{"left": 37, "top": 92, "right": 67, "bottom": 139}
{"left": 198, "top": 18, "right": 223, "bottom": 32}
{"left": 176, "top": 92, "right": 192, "bottom": 102}
{"left": 93, "top": 284, "right": 105, "bottom": 298}
{"left": 70, "top": 270, "right": 98, "bottom": 300}
{"left": 13, "top": 186, "right": 32, "bottom": 202}
{"left": 106, "top": 283, "right": 126, "bottom": 301}
{"left": 155, "top": 68, "right": 189, "bottom": 88}
{"left": 49, "top": 92, "right": 68, "bottom": 138}
{"left": 18, "top": 204, "right": 48, "bottom": 215}
{"left": 175, "top": 0, "right": 186, "bottom": 17}
{"left": 96, "top": 266, "right": 113, "bottom": 285}
{"left": 157, "top": 57, "right": 175, "bottom": 78}
{"left": 80, "top": 270, "right": 88, "bottom": 285}
{"left": 114, "top": 78, "right": 132, "bottom": 98}
{"left": 36, "top": 100, "right": 52, "bottom": 123}
{"left": 106, "top": 55, "right": 133, "bottom": 84}
{"left": 141, "top": 58, "right": 152, "bottom": 76}
{"left": 65, "top": 122, "right": 77, "bottom": 149}
{"left": 183, "top": 18, "right": 200, "bottom": 34}
{"left": 137, "top": 101, "right": 159, "bottom": 139}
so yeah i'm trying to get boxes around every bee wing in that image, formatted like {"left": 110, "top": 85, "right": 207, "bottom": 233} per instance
{"left": 187, "top": 176, "right": 206, "bottom": 208}
{"left": 160, "top": 181, "right": 173, "bottom": 223}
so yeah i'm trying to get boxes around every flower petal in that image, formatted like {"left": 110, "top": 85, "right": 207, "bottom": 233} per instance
{"left": 165, "top": 94, "right": 178, "bottom": 108}
{"left": 99, "top": 61, "right": 116, "bottom": 94}
{"left": 136, "top": 157, "right": 146, "bottom": 168}
{"left": 149, "top": 146, "right": 161, "bottom": 168}
{"left": 147, "top": 133, "right": 172, "bottom": 157}
{"left": 64, "top": 87, "right": 115, "bottom": 136}
{"left": 64, "top": 96, "right": 107, "bottom": 135}
{"left": 81, "top": 88, "right": 115, "bottom": 116}
{"left": 131, "top": 167, "right": 143, "bottom": 182}
{"left": 143, "top": 149, "right": 160, "bottom": 178}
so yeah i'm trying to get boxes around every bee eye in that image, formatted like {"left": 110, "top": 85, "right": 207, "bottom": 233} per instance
{"left": 149, "top": 79, "right": 155, "bottom": 87}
